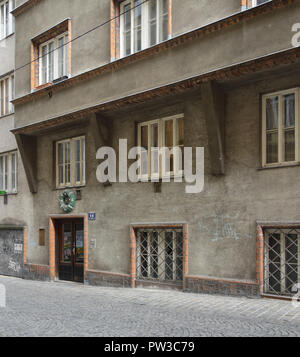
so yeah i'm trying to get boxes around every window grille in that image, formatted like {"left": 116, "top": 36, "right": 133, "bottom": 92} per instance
{"left": 264, "top": 227, "right": 300, "bottom": 297}
{"left": 135, "top": 227, "right": 183, "bottom": 283}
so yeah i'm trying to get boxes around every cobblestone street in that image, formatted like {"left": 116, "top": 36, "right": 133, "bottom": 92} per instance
{"left": 0, "top": 275, "right": 300, "bottom": 337}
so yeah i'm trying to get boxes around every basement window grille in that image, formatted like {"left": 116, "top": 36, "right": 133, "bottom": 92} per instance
{"left": 136, "top": 227, "right": 183, "bottom": 283}
{"left": 264, "top": 228, "right": 300, "bottom": 297}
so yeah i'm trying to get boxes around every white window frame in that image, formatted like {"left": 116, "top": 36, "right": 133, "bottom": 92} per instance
{"left": 0, "top": 74, "right": 14, "bottom": 117}
{"left": 56, "top": 136, "right": 86, "bottom": 189}
{"left": 120, "top": 0, "right": 169, "bottom": 58}
{"left": 247, "top": 0, "right": 269, "bottom": 9}
{"left": 0, "top": 0, "right": 14, "bottom": 40}
{"left": 137, "top": 114, "right": 184, "bottom": 180}
{"left": 262, "top": 88, "right": 300, "bottom": 168}
{"left": 0, "top": 151, "right": 17, "bottom": 194}
{"left": 39, "top": 32, "right": 69, "bottom": 86}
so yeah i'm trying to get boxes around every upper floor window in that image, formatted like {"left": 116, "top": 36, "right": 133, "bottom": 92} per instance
{"left": 119, "top": 0, "right": 169, "bottom": 58}
{"left": 137, "top": 114, "right": 184, "bottom": 180}
{"left": 244, "top": 0, "right": 269, "bottom": 9}
{"left": 0, "top": 151, "right": 17, "bottom": 194}
{"left": 56, "top": 136, "right": 85, "bottom": 188}
{"left": 39, "top": 32, "right": 69, "bottom": 86}
{"left": 262, "top": 88, "right": 299, "bottom": 167}
{"left": 0, "top": 0, "right": 14, "bottom": 39}
{"left": 0, "top": 74, "right": 14, "bottom": 117}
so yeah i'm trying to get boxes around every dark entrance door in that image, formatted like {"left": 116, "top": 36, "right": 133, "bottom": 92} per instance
{"left": 58, "top": 219, "right": 84, "bottom": 283}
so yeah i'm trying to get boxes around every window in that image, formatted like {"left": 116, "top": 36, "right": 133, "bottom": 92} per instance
{"left": 137, "top": 114, "right": 184, "bottom": 179}
{"left": 0, "top": 0, "right": 14, "bottom": 39}
{"left": 244, "top": 0, "right": 269, "bottom": 9}
{"left": 0, "top": 151, "right": 17, "bottom": 193}
{"left": 262, "top": 88, "right": 299, "bottom": 167}
{"left": 264, "top": 228, "right": 300, "bottom": 297}
{"left": 56, "top": 136, "right": 85, "bottom": 188}
{"left": 0, "top": 74, "right": 14, "bottom": 116}
{"left": 136, "top": 227, "right": 183, "bottom": 283}
{"left": 120, "top": 0, "right": 169, "bottom": 57}
{"left": 39, "top": 32, "right": 69, "bottom": 86}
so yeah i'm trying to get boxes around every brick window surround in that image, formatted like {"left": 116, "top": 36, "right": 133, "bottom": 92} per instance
{"left": 110, "top": 0, "right": 172, "bottom": 61}
{"left": 31, "top": 19, "right": 71, "bottom": 91}
{"left": 130, "top": 223, "right": 188, "bottom": 289}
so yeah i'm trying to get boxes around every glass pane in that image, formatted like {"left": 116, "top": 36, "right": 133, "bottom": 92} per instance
{"left": 5, "top": 1, "right": 8, "bottom": 36}
{"left": 284, "top": 129, "right": 295, "bottom": 162}
{"left": 140, "top": 232, "right": 148, "bottom": 278}
{"left": 149, "top": 0, "right": 157, "bottom": 46}
{"left": 65, "top": 142, "right": 70, "bottom": 184}
{"left": 160, "top": 0, "right": 168, "bottom": 42}
{"left": 266, "top": 96, "right": 278, "bottom": 130}
{"left": 0, "top": 156, "right": 3, "bottom": 190}
{"left": 134, "top": 0, "right": 142, "bottom": 52}
{"left": 151, "top": 123, "right": 159, "bottom": 175}
{"left": 177, "top": 117, "right": 184, "bottom": 146}
{"left": 48, "top": 42, "right": 54, "bottom": 82}
{"left": 266, "top": 132, "right": 278, "bottom": 164}
{"left": 0, "top": 80, "right": 3, "bottom": 116}
{"left": 141, "top": 125, "right": 148, "bottom": 176}
{"left": 75, "top": 224, "right": 84, "bottom": 263}
{"left": 165, "top": 231, "right": 174, "bottom": 280}
{"left": 58, "top": 37, "right": 64, "bottom": 78}
{"left": 284, "top": 94, "right": 295, "bottom": 128}
{"left": 4, "top": 155, "right": 7, "bottom": 190}
{"left": 4, "top": 78, "right": 8, "bottom": 115}
{"left": 41, "top": 45, "right": 47, "bottom": 84}
{"left": 11, "top": 153, "right": 16, "bottom": 191}
{"left": 1, "top": 5, "right": 4, "bottom": 38}
{"left": 64, "top": 35, "right": 68, "bottom": 75}
{"left": 81, "top": 138, "right": 85, "bottom": 183}
{"left": 63, "top": 224, "right": 72, "bottom": 263}
{"left": 75, "top": 139, "right": 80, "bottom": 182}
{"left": 124, "top": 3, "right": 131, "bottom": 55}
{"left": 165, "top": 120, "right": 173, "bottom": 147}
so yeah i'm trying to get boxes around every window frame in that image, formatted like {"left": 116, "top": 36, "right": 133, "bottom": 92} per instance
{"left": 0, "top": 0, "right": 14, "bottom": 40}
{"left": 262, "top": 87, "right": 300, "bottom": 168}
{"left": 39, "top": 32, "right": 69, "bottom": 86}
{"left": 119, "top": 0, "right": 170, "bottom": 58}
{"left": 0, "top": 150, "right": 18, "bottom": 194}
{"left": 137, "top": 113, "right": 184, "bottom": 180}
{"left": 56, "top": 136, "right": 86, "bottom": 189}
{"left": 0, "top": 74, "right": 14, "bottom": 117}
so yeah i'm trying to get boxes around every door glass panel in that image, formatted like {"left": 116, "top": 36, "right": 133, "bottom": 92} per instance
{"left": 62, "top": 224, "right": 72, "bottom": 263}
{"left": 75, "top": 224, "right": 84, "bottom": 263}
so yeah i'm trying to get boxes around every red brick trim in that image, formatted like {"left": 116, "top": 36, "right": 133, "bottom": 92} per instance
{"left": 48, "top": 214, "right": 88, "bottom": 281}
{"left": 13, "top": 0, "right": 295, "bottom": 107}
{"left": 130, "top": 223, "right": 188, "bottom": 290}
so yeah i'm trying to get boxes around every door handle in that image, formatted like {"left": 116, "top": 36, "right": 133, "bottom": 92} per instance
{"left": 73, "top": 247, "right": 75, "bottom": 255}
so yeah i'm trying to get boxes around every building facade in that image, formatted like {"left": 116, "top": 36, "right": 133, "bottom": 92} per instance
{"left": 0, "top": 0, "right": 300, "bottom": 298}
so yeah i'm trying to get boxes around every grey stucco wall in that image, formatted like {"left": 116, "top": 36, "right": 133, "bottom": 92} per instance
{"left": 14, "top": 1, "right": 300, "bottom": 129}
{"left": 22, "top": 70, "right": 300, "bottom": 282}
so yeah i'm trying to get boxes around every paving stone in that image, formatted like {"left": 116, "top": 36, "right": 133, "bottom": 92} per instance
{"left": 0, "top": 275, "right": 300, "bottom": 337}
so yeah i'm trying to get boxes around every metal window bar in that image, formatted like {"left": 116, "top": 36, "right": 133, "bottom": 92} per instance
{"left": 136, "top": 227, "right": 183, "bottom": 283}
{"left": 264, "top": 228, "right": 300, "bottom": 297}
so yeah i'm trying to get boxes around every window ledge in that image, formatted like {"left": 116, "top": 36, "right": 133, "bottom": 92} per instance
{"left": 0, "top": 112, "right": 14, "bottom": 119}
{"left": 54, "top": 185, "right": 86, "bottom": 191}
{"left": 0, "top": 192, "right": 18, "bottom": 196}
{"left": 258, "top": 162, "right": 300, "bottom": 170}
{"left": 0, "top": 32, "right": 14, "bottom": 42}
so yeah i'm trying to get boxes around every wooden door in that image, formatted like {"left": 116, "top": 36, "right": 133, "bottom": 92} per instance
{"left": 58, "top": 219, "right": 84, "bottom": 283}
